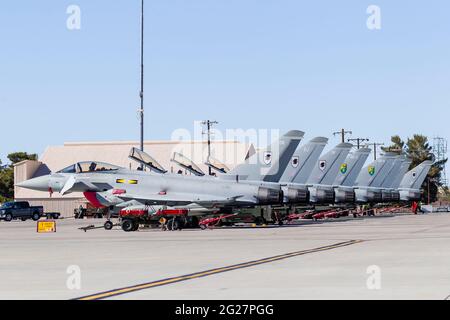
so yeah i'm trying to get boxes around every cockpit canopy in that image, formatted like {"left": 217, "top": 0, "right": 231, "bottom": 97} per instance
{"left": 57, "top": 162, "right": 122, "bottom": 174}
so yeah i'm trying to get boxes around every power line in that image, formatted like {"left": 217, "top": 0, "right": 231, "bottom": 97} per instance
{"left": 333, "top": 129, "right": 352, "bottom": 143}
{"left": 369, "top": 142, "right": 385, "bottom": 160}
{"left": 348, "top": 138, "right": 370, "bottom": 149}
{"left": 433, "top": 137, "right": 448, "bottom": 186}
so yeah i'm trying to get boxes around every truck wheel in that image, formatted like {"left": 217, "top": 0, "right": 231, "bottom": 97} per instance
{"left": 121, "top": 219, "right": 135, "bottom": 232}
{"left": 104, "top": 221, "right": 114, "bottom": 230}
{"left": 21, "top": 218, "right": 27, "bottom": 222}
{"left": 32, "top": 213, "right": 40, "bottom": 221}
{"left": 132, "top": 221, "right": 140, "bottom": 231}
{"left": 5, "top": 214, "right": 13, "bottom": 222}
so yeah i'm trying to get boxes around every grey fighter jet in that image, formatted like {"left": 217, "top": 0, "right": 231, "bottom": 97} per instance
{"left": 16, "top": 160, "right": 286, "bottom": 210}
{"left": 223, "top": 135, "right": 329, "bottom": 204}
{"left": 17, "top": 130, "right": 307, "bottom": 210}
{"left": 398, "top": 160, "right": 434, "bottom": 201}
{"left": 353, "top": 153, "right": 398, "bottom": 203}
{"left": 333, "top": 147, "right": 372, "bottom": 203}
{"left": 305, "top": 143, "right": 353, "bottom": 203}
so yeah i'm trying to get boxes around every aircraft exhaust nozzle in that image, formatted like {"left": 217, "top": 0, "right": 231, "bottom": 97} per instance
{"left": 285, "top": 186, "right": 309, "bottom": 204}
{"left": 308, "top": 186, "right": 335, "bottom": 204}
{"left": 257, "top": 187, "right": 283, "bottom": 205}
{"left": 334, "top": 187, "right": 355, "bottom": 204}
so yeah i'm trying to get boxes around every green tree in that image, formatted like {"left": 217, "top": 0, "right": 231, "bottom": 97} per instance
{"left": 7, "top": 152, "right": 37, "bottom": 164}
{"left": 384, "top": 135, "right": 447, "bottom": 203}
{"left": 0, "top": 152, "right": 38, "bottom": 202}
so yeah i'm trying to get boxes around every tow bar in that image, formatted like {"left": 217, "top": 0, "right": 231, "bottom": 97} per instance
{"left": 78, "top": 221, "right": 119, "bottom": 232}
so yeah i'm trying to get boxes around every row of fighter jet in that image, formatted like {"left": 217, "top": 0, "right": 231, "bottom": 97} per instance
{"left": 17, "top": 130, "right": 432, "bottom": 211}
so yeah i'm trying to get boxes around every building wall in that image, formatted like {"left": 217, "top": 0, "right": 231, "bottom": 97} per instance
{"left": 14, "top": 160, "right": 42, "bottom": 197}
{"left": 15, "top": 197, "right": 84, "bottom": 218}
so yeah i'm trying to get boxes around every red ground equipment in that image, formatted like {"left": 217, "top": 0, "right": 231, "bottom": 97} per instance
{"left": 119, "top": 207, "right": 190, "bottom": 232}
{"left": 199, "top": 213, "right": 238, "bottom": 230}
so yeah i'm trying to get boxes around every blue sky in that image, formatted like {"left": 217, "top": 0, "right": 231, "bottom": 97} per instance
{"left": 0, "top": 1, "right": 449, "bottom": 164}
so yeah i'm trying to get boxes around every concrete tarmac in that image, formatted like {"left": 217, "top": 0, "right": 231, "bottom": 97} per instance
{"left": 0, "top": 213, "right": 449, "bottom": 300}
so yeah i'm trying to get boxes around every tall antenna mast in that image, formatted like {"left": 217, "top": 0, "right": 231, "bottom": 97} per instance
{"left": 202, "top": 120, "right": 219, "bottom": 176}
{"left": 139, "top": 0, "right": 145, "bottom": 152}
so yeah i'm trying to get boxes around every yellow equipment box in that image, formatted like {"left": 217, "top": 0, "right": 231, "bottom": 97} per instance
{"left": 37, "top": 220, "right": 57, "bottom": 233}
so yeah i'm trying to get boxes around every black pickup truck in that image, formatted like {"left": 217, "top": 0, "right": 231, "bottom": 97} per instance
{"left": 0, "top": 201, "right": 44, "bottom": 222}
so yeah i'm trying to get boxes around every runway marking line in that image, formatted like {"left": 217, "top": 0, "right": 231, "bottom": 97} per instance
{"left": 75, "top": 239, "right": 364, "bottom": 300}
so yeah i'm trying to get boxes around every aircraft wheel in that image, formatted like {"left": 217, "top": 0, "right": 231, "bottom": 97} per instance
{"left": 166, "top": 218, "right": 174, "bottom": 231}
{"left": 255, "top": 217, "right": 266, "bottom": 226}
{"left": 32, "top": 213, "right": 40, "bottom": 221}
{"left": 121, "top": 219, "right": 135, "bottom": 232}
{"left": 167, "top": 218, "right": 181, "bottom": 231}
{"left": 104, "top": 221, "right": 114, "bottom": 230}
{"left": 5, "top": 214, "right": 13, "bottom": 222}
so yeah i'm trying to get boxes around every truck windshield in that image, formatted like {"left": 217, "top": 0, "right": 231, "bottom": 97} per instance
{"left": 0, "top": 202, "right": 14, "bottom": 209}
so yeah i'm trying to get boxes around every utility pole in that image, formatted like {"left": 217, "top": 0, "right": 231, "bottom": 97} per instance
{"left": 202, "top": 120, "right": 218, "bottom": 176}
{"left": 428, "top": 177, "right": 431, "bottom": 205}
{"left": 333, "top": 129, "right": 352, "bottom": 143}
{"left": 139, "top": 0, "right": 145, "bottom": 153}
{"left": 348, "top": 138, "right": 370, "bottom": 149}
{"left": 370, "top": 142, "right": 385, "bottom": 160}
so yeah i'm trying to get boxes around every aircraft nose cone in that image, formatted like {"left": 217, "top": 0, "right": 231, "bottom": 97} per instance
{"left": 16, "top": 175, "right": 50, "bottom": 192}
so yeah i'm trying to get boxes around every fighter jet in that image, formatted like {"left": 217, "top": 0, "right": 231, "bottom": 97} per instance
{"left": 220, "top": 130, "right": 306, "bottom": 183}
{"left": 16, "top": 158, "right": 287, "bottom": 210}
{"left": 222, "top": 134, "right": 329, "bottom": 204}
{"left": 17, "top": 130, "right": 311, "bottom": 212}
{"left": 353, "top": 152, "right": 399, "bottom": 203}
{"left": 333, "top": 147, "right": 372, "bottom": 203}
{"left": 398, "top": 160, "right": 434, "bottom": 202}
{"left": 305, "top": 143, "right": 353, "bottom": 203}
{"left": 377, "top": 155, "right": 410, "bottom": 202}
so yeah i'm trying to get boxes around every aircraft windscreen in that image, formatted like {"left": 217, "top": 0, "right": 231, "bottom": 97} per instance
{"left": 77, "top": 162, "right": 121, "bottom": 173}
{"left": 206, "top": 156, "right": 230, "bottom": 174}
{"left": 57, "top": 162, "right": 121, "bottom": 173}
{"left": 172, "top": 152, "right": 205, "bottom": 176}
{"left": 129, "top": 147, "right": 167, "bottom": 173}
{"left": 57, "top": 164, "right": 76, "bottom": 173}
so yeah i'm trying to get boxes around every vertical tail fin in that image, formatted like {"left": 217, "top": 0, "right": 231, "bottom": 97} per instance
{"left": 281, "top": 137, "right": 328, "bottom": 184}
{"left": 226, "top": 130, "right": 305, "bottom": 182}
{"left": 380, "top": 155, "right": 408, "bottom": 188}
{"left": 390, "top": 157, "right": 412, "bottom": 188}
{"left": 355, "top": 152, "right": 397, "bottom": 188}
{"left": 307, "top": 143, "right": 353, "bottom": 185}
{"left": 399, "top": 160, "right": 433, "bottom": 190}
{"left": 334, "top": 147, "right": 371, "bottom": 187}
